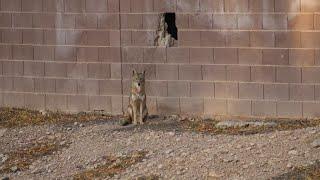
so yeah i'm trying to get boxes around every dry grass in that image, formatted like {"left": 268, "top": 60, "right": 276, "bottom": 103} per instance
{"left": 0, "top": 139, "right": 68, "bottom": 174}
{"left": 272, "top": 160, "right": 320, "bottom": 180}
{"left": 183, "top": 118, "right": 320, "bottom": 135}
{"left": 0, "top": 107, "right": 115, "bottom": 128}
{"left": 73, "top": 151, "right": 147, "bottom": 179}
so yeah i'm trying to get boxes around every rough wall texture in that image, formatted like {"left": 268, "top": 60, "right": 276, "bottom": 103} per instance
{"left": 0, "top": 0, "right": 320, "bottom": 118}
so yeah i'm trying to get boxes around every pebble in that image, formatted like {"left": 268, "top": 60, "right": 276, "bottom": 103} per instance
{"left": 289, "top": 147, "right": 296, "bottom": 150}
{"left": 311, "top": 139, "right": 320, "bottom": 148}
{"left": 220, "top": 150, "right": 229, "bottom": 154}
{"left": 10, "top": 166, "right": 19, "bottom": 173}
{"left": 74, "top": 122, "right": 78, "bottom": 126}
{"left": 287, "top": 163, "right": 293, "bottom": 168}
{"left": 165, "top": 149, "right": 173, "bottom": 154}
{"left": 0, "top": 154, "right": 8, "bottom": 163}
{"left": 167, "top": 132, "right": 175, "bottom": 136}
{"left": 223, "top": 158, "right": 233, "bottom": 163}
{"left": 208, "top": 171, "right": 223, "bottom": 178}
{"left": 288, "top": 150, "right": 298, "bottom": 155}
{"left": 0, "top": 128, "right": 7, "bottom": 137}
{"left": 236, "top": 145, "right": 243, "bottom": 149}
{"left": 67, "top": 128, "right": 72, "bottom": 131}
{"left": 60, "top": 141, "right": 66, "bottom": 146}
{"left": 176, "top": 169, "right": 184, "bottom": 175}
{"left": 309, "top": 130, "right": 317, "bottom": 134}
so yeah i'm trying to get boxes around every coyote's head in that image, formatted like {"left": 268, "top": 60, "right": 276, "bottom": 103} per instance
{"left": 131, "top": 70, "right": 146, "bottom": 94}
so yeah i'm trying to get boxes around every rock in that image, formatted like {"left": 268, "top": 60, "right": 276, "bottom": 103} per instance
{"left": 215, "top": 120, "right": 277, "bottom": 129}
{"left": 309, "top": 130, "right": 317, "bottom": 134}
{"left": 67, "top": 127, "right": 72, "bottom": 131}
{"left": 287, "top": 163, "right": 293, "bottom": 168}
{"left": 0, "top": 154, "right": 8, "bottom": 163}
{"left": 59, "top": 141, "right": 66, "bottom": 146}
{"left": 40, "top": 110, "right": 47, "bottom": 115}
{"left": 223, "top": 158, "right": 233, "bottom": 163}
{"left": 1, "top": 176, "right": 9, "bottom": 180}
{"left": 74, "top": 122, "right": 78, "bottom": 126}
{"left": 289, "top": 147, "right": 296, "bottom": 150}
{"left": 177, "top": 169, "right": 184, "bottom": 175}
{"left": 220, "top": 150, "right": 229, "bottom": 154}
{"left": 167, "top": 132, "right": 175, "bottom": 136}
{"left": 10, "top": 166, "right": 19, "bottom": 173}
{"left": 288, "top": 150, "right": 298, "bottom": 155}
{"left": 208, "top": 171, "right": 223, "bottom": 178}
{"left": 236, "top": 145, "right": 243, "bottom": 149}
{"left": 311, "top": 139, "right": 320, "bottom": 148}
{"left": 0, "top": 128, "right": 7, "bottom": 137}
{"left": 165, "top": 149, "right": 173, "bottom": 154}
{"left": 79, "top": 124, "right": 84, "bottom": 127}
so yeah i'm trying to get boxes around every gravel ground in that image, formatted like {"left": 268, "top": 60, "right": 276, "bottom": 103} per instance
{"left": 1, "top": 116, "right": 320, "bottom": 180}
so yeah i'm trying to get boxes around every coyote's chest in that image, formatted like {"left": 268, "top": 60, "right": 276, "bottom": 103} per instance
{"left": 130, "top": 93, "right": 145, "bottom": 102}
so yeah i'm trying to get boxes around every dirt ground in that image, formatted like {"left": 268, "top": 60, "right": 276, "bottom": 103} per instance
{"left": 0, "top": 108, "right": 320, "bottom": 180}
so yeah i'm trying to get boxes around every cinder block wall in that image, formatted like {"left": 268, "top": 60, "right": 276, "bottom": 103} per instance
{"left": 0, "top": 0, "right": 320, "bottom": 118}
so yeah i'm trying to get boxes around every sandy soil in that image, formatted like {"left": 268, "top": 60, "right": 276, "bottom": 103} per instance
{"left": 1, "top": 117, "right": 320, "bottom": 180}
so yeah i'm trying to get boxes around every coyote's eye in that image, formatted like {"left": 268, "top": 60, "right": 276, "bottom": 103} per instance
{"left": 138, "top": 83, "right": 141, "bottom": 86}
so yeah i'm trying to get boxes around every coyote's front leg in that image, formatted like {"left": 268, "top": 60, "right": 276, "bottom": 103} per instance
{"left": 139, "top": 101, "right": 144, "bottom": 124}
{"left": 132, "top": 103, "right": 138, "bottom": 125}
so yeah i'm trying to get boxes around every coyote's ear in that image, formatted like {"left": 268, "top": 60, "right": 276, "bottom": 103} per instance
{"left": 132, "top": 69, "right": 136, "bottom": 75}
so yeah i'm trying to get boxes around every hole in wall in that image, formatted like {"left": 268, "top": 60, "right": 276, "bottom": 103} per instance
{"left": 154, "top": 13, "right": 177, "bottom": 47}
{"left": 164, "top": 13, "right": 178, "bottom": 40}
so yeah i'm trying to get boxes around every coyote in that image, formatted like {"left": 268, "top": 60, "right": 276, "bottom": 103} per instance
{"left": 121, "top": 70, "right": 148, "bottom": 125}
